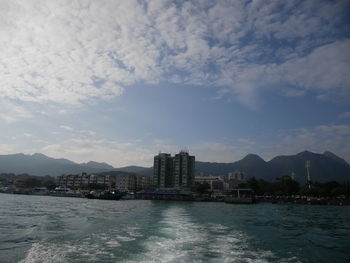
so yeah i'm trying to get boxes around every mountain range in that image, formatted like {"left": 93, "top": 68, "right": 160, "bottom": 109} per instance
{"left": 196, "top": 151, "right": 350, "bottom": 182}
{"left": 0, "top": 151, "right": 349, "bottom": 182}
{"left": 0, "top": 153, "right": 149, "bottom": 177}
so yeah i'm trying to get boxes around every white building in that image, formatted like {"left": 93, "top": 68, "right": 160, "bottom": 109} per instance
{"left": 195, "top": 176, "right": 225, "bottom": 192}
{"left": 225, "top": 170, "right": 246, "bottom": 189}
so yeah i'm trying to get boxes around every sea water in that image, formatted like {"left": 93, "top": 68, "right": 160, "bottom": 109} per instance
{"left": 0, "top": 193, "right": 349, "bottom": 263}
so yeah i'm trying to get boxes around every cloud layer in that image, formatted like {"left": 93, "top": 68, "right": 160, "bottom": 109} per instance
{"left": 12, "top": 123, "right": 349, "bottom": 166}
{"left": 1, "top": 1, "right": 349, "bottom": 166}
{"left": 1, "top": 0, "right": 349, "bottom": 107}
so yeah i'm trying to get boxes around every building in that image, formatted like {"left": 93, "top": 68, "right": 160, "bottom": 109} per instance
{"left": 136, "top": 175, "right": 153, "bottom": 191}
{"left": 225, "top": 170, "right": 246, "bottom": 189}
{"left": 153, "top": 153, "right": 174, "bottom": 188}
{"left": 114, "top": 173, "right": 136, "bottom": 192}
{"left": 56, "top": 173, "right": 111, "bottom": 189}
{"left": 174, "top": 151, "right": 195, "bottom": 189}
{"left": 56, "top": 173, "right": 153, "bottom": 192}
{"left": 195, "top": 176, "right": 225, "bottom": 192}
{"left": 153, "top": 151, "right": 195, "bottom": 189}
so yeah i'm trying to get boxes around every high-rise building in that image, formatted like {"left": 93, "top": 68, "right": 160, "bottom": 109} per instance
{"left": 174, "top": 151, "right": 195, "bottom": 189}
{"left": 153, "top": 153, "right": 174, "bottom": 188}
{"left": 153, "top": 151, "right": 195, "bottom": 189}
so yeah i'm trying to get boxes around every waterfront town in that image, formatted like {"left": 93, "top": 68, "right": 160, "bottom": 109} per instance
{"left": 1, "top": 151, "right": 349, "bottom": 205}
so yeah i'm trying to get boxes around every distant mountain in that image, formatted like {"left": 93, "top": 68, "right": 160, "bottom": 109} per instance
{"left": 0, "top": 151, "right": 349, "bottom": 182}
{"left": 80, "top": 161, "right": 114, "bottom": 170}
{"left": 323, "top": 151, "right": 349, "bottom": 166}
{"left": 269, "top": 151, "right": 350, "bottom": 182}
{"left": 0, "top": 153, "right": 115, "bottom": 176}
{"left": 196, "top": 153, "right": 272, "bottom": 180}
{"left": 0, "top": 153, "right": 154, "bottom": 177}
{"left": 196, "top": 151, "right": 350, "bottom": 182}
{"left": 114, "top": 166, "right": 153, "bottom": 176}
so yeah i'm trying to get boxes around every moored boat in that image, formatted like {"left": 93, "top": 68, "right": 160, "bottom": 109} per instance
{"left": 85, "top": 190, "right": 126, "bottom": 200}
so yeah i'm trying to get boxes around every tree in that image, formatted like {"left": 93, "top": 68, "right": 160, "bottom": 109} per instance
{"left": 246, "top": 177, "right": 261, "bottom": 194}
{"left": 193, "top": 182, "right": 210, "bottom": 193}
{"left": 23, "top": 177, "right": 41, "bottom": 188}
{"left": 273, "top": 176, "right": 300, "bottom": 195}
{"left": 42, "top": 180, "right": 57, "bottom": 190}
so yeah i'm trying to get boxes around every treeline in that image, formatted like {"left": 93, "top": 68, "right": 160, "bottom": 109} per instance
{"left": 0, "top": 173, "right": 57, "bottom": 190}
{"left": 239, "top": 176, "right": 350, "bottom": 197}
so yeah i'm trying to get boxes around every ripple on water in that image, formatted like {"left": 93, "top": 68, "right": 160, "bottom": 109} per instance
{"left": 1, "top": 195, "right": 350, "bottom": 263}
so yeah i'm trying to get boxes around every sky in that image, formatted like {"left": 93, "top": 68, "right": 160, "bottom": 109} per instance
{"left": 0, "top": 0, "right": 350, "bottom": 167}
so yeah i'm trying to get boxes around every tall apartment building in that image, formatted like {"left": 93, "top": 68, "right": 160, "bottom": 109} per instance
{"left": 174, "top": 151, "right": 195, "bottom": 189}
{"left": 153, "top": 153, "right": 173, "bottom": 188}
{"left": 153, "top": 151, "right": 195, "bottom": 189}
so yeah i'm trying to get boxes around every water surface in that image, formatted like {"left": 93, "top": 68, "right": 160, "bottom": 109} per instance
{"left": 0, "top": 193, "right": 349, "bottom": 262}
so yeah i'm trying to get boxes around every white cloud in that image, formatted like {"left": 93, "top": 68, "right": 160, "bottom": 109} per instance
{"left": 281, "top": 40, "right": 350, "bottom": 100}
{"left": 0, "top": 0, "right": 348, "bottom": 109}
{"left": 4, "top": 120, "right": 348, "bottom": 167}
{"left": 0, "top": 100, "right": 33, "bottom": 123}
{"left": 215, "top": 39, "right": 350, "bottom": 107}
{"left": 316, "top": 124, "right": 350, "bottom": 135}
{"left": 80, "top": 130, "right": 96, "bottom": 136}
{"left": 339, "top": 112, "right": 350, "bottom": 119}
{"left": 38, "top": 138, "right": 258, "bottom": 167}
{"left": 0, "top": 143, "right": 16, "bottom": 153}
{"left": 59, "top": 125, "right": 73, "bottom": 131}
{"left": 41, "top": 138, "right": 154, "bottom": 167}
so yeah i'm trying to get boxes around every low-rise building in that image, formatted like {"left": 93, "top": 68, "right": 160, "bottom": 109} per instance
{"left": 56, "top": 172, "right": 153, "bottom": 192}
{"left": 56, "top": 173, "right": 111, "bottom": 189}
{"left": 195, "top": 176, "right": 225, "bottom": 192}
{"left": 135, "top": 175, "right": 153, "bottom": 191}
{"left": 114, "top": 174, "right": 136, "bottom": 192}
{"left": 225, "top": 170, "right": 246, "bottom": 189}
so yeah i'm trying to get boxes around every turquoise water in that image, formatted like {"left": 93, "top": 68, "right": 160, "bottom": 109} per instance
{"left": 0, "top": 193, "right": 349, "bottom": 263}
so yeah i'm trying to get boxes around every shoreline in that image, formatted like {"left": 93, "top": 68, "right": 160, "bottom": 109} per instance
{"left": 1, "top": 191, "right": 349, "bottom": 206}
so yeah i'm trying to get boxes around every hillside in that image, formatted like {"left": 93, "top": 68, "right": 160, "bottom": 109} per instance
{"left": 196, "top": 151, "right": 350, "bottom": 182}
{"left": 0, "top": 151, "right": 349, "bottom": 182}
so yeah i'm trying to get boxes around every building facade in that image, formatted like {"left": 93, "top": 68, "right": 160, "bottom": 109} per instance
{"left": 174, "top": 151, "right": 195, "bottom": 189}
{"left": 57, "top": 173, "right": 153, "bottom": 192}
{"left": 114, "top": 174, "right": 136, "bottom": 192}
{"left": 153, "top": 153, "right": 174, "bottom": 188}
{"left": 153, "top": 151, "right": 195, "bottom": 189}
{"left": 136, "top": 175, "right": 153, "bottom": 191}
{"left": 195, "top": 176, "right": 225, "bottom": 192}
{"left": 56, "top": 173, "right": 111, "bottom": 189}
{"left": 226, "top": 170, "right": 246, "bottom": 189}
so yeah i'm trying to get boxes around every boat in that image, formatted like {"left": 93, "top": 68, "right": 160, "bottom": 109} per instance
{"left": 49, "top": 186, "right": 83, "bottom": 198}
{"left": 85, "top": 190, "right": 126, "bottom": 200}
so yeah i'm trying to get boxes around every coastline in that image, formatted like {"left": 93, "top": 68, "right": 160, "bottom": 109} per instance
{"left": 1, "top": 191, "right": 349, "bottom": 206}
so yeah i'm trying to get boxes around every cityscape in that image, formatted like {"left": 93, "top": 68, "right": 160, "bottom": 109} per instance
{"left": 1, "top": 150, "right": 349, "bottom": 205}
{"left": 1, "top": 0, "right": 350, "bottom": 262}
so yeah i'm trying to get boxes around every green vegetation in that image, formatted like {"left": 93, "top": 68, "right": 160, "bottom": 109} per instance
{"left": 239, "top": 176, "right": 350, "bottom": 197}
{"left": 0, "top": 173, "right": 57, "bottom": 190}
{"left": 192, "top": 182, "right": 211, "bottom": 193}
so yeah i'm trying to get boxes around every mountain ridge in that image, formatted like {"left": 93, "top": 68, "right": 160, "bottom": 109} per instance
{"left": 0, "top": 151, "right": 349, "bottom": 182}
{"left": 196, "top": 151, "right": 349, "bottom": 182}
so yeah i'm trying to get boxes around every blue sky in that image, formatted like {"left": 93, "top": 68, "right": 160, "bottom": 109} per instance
{"left": 0, "top": 0, "right": 350, "bottom": 166}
